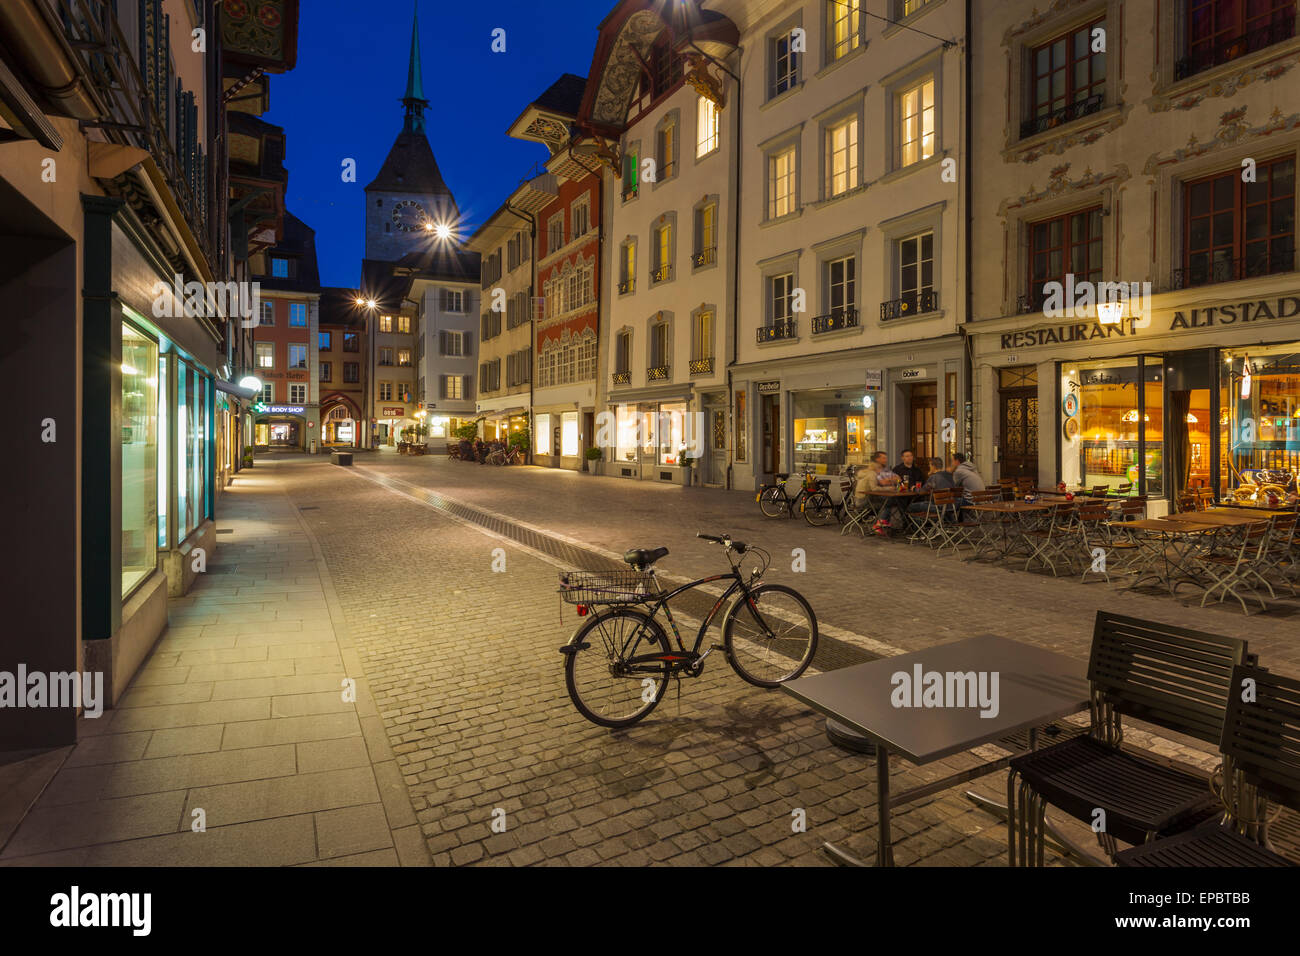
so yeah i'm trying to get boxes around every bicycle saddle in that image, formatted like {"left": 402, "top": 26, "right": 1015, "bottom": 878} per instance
{"left": 623, "top": 547, "right": 669, "bottom": 570}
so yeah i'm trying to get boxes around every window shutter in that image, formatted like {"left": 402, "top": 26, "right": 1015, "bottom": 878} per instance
{"left": 464, "top": 375, "right": 474, "bottom": 401}
{"left": 439, "top": 376, "right": 447, "bottom": 399}
{"left": 439, "top": 330, "right": 448, "bottom": 355}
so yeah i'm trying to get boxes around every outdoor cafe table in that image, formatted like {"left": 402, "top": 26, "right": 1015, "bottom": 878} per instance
{"left": 781, "top": 634, "right": 1089, "bottom": 867}
{"left": 867, "top": 488, "right": 932, "bottom": 541}
{"left": 1119, "top": 518, "right": 1221, "bottom": 594}
{"left": 964, "top": 499, "right": 1057, "bottom": 561}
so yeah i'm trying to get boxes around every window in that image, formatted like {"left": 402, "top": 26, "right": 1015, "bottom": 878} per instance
{"left": 440, "top": 330, "right": 465, "bottom": 356}
{"left": 769, "top": 147, "right": 797, "bottom": 219}
{"left": 536, "top": 413, "right": 552, "bottom": 455}
{"left": 547, "top": 213, "right": 564, "bottom": 253}
{"left": 289, "top": 383, "right": 307, "bottom": 403}
{"left": 343, "top": 332, "right": 360, "bottom": 352}
{"left": 577, "top": 332, "right": 597, "bottom": 380}
{"left": 657, "top": 118, "right": 677, "bottom": 180}
{"left": 886, "top": 234, "right": 935, "bottom": 317}
{"left": 828, "top": 255, "right": 857, "bottom": 314}
{"left": 695, "top": 203, "right": 717, "bottom": 267}
{"left": 697, "top": 95, "right": 720, "bottom": 157}
{"left": 440, "top": 289, "right": 464, "bottom": 313}
{"left": 616, "top": 330, "right": 632, "bottom": 375}
{"left": 1181, "top": 157, "right": 1295, "bottom": 287}
{"left": 177, "top": 361, "right": 209, "bottom": 540}
{"left": 1029, "top": 207, "right": 1103, "bottom": 307}
{"left": 256, "top": 342, "right": 274, "bottom": 369}
{"left": 271, "top": 257, "right": 289, "bottom": 278}
{"left": 398, "top": 315, "right": 411, "bottom": 333}
{"left": 770, "top": 272, "right": 795, "bottom": 323}
{"left": 653, "top": 223, "right": 673, "bottom": 282}
{"left": 771, "top": 28, "right": 800, "bottom": 97}
{"left": 650, "top": 322, "right": 670, "bottom": 370}
{"left": 319, "top": 331, "right": 332, "bottom": 350}
{"left": 826, "top": 115, "right": 859, "bottom": 197}
{"left": 478, "top": 359, "right": 501, "bottom": 392}
{"left": 1181, "top": 0, "right": 1295, "bottom": 80}
{"left": 260, "top": 300, "right": 275, "bottom": 326}
{"left": 1026, "top": 20, "right": 1106, "bottom": 137}
{"left": 121, "top": 322, "right": 158, "bottom": 597}
{"left": 289, "top": 344, "right": 307, "bottom": 369}
{"left": 320, "top": 361, "right": 332, "bottom": 382}
{"left": 289, "top": 303, "right": 307, "bottom": 327}
{"left": 379, "top": 347, "right": 394, "bottom": 366}
{"left": 481, "top": 310, "right": 502, "bottom": 339}
{"left": 827, "top": 0, "right": 862, "bottom": 62}
{"left": 897, "top": 78, "right": 935, "bottom": 167}
{"left": 379, "top": 382, "right": 393, "bottom": 401}
{"left": 621, "top": 241, "right": 637, "bottom": 293}
{"left": 507, "top": 348, "right": 532, "bottom": 387}
{"left": 692, "top": 310, "right": 714, "bottom": 361}
{"left": 572, "top": 197, "right": 591, "bottom": 238}
{"left": 260, "top": 382, "right": 274, "bottom": 404}
{"left": 622, "top": 148, "right": 639, "bottom": 200}
{"left": 444, "top": 375, "right": 464, "bottom": 399}
{"left": 344, "top": 362, "right": 360, "bottom": 383}
{"left": 398, "top": 348, "right": 411, "bottom": 366}
{"left": 379, "top": 315, "right": 393, "bottom": 332}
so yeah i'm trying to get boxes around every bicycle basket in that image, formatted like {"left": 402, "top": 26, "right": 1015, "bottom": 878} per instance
{"left": 557, "top": 570, "right": 656, "bottom": 605}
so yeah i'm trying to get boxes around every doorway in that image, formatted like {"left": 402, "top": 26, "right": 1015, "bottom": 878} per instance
{"left": 761, "top": 393, "right": 780, "bottom": 476}
{"left": 909, "top": 383, "right": 938, "bottom": 461}
{"left": 998, "top": 366, "right": 1039, "bottom": 479}
{"left": 706, "top": 405, "right": 727, "bottom": 486}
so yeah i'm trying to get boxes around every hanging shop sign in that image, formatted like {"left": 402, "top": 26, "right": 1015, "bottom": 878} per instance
{"left": 266, "top": 405, "right": 305, "bottom": 414}
{"left": 897, "top": 367, "right": 932, "bottom": 381}
{"left": 755, "top": 381, "right": 781, "bottom": 394}
{"left": 864, "top": 369, "right": 883, "bottom": 389}
{"left": 382, "top": 407, "right": 406, "bottom": 417}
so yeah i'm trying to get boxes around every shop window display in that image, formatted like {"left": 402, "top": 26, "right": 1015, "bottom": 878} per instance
{"left": 1221, "top": 344, "right": 1300, "bottom": 502}
{"left": 122, "top": 321, "right": 159, "bottom": 597}
{"left": 1061, "top": 360, "right": 1159, "bottom": 493}
{"left": 792, "top": 389, "right": 874, "bottom": 474}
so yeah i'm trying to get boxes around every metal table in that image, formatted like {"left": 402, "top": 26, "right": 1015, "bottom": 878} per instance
{"left": 963, "top": 500, "right": 1056, "bottom": 561}
{"left": 782, "top": 634, "right": 1089, "bottom": 866}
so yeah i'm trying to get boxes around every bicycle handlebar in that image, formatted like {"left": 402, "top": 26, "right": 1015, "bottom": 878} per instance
{"left": 696, "top": 532, "right": 747, "bottom": 554}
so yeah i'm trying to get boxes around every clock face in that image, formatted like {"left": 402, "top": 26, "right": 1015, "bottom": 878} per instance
{"left": 391, "top": 200, "right": 428, "bottom": 233}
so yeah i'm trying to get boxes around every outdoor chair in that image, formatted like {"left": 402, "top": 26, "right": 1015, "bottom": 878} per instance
{"left": 1075, "top": 503, "right": 1115, "bottom": 583}
{"left": 1116, "top": 664, "right": 1300, "bottom": 867}
{"left": 1023, "top": 501, "right": 1077, "bottom": 576}
{"left": 1015, "top": 476, "right": 1036, "bottom": 494}
{"left": 1007, "top": 611, "right": 1247, "bottom": 866}
{"left": 1114, "top": 481, "right": 1134, "bottom": 496}
{"left": 1191, "top": 521, "right": 1275, "bottom": 614}
{"left": 1102, "top": 500, "right": 1148, "bottom": 576}
{"left": 1196, "top": 488, "right": 1217, "bottom": 510}
{"left": 1258, "top": 514, "right": 1298, "bottom": 591}
{"left": 962, "top": 488, "right": 1008, "bottom": 555}
{"left": 997, "top": 478, "right": 1017, "bottom": 501}
{"left": 909, "top": 488, "right": 960, "bottom": 552}
{"left": 1177, "top": 492, "right": 1198, "bottom": 513}
{"left": 1091, "top": 484, "right": 1112, "bottom": 498}
{"left": 843, "top": 481, "right": 877, "bottom": 538}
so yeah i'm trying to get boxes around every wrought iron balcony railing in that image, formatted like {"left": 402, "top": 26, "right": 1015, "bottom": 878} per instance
{"left": 689, "top": 357, "right": 714, "bottom": 375}
{"left": 811, "top": 308, "right": 860, "bottom": 334}
{"left": 1020, "top": 93, "right": 1105, "bottom": 139}
{"left": 692, "top": 247, "right": 717, "bottom": 268}
{"left": 647, "top": 365, "right": 670, "bottom": 381}
{"left": 756, "top": 316, "right": 797, "bottom": 344}
{"left": 880, "top": 290, "right": 938, "bottom": 321}
{"left": 652, "top": 264, "right": 673, "bottom": 283}
{"left": 1170, "top": 247, "right": 1297, "bottom": 290}
{"left": 618, "top": 278, "right": 635, "bottom": 294}
{"left": 612, "top": 370, "right": 631, "bottom": 386}
{"left": 1175, "top": 16, "right": 1296, "bottom": 81}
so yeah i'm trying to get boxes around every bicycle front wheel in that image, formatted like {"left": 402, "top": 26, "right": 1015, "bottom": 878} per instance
{"left": 722, "top": 584, "right": 818, "bottom": 687}
{"left": 758, "top": 487, "right": 787, "bottom": 518}
{"left": 564, "top": 608, "right": 671, "bottom": 728}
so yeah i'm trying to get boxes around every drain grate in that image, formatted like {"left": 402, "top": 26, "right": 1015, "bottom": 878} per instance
{"left": 216, "top": 529, "right": 234, "bottom": 535}
{"left": 299, "top": 506, "right": 321, "bottom": 511}
{"left": 356, "top": 469, "right": 874, "bottom": 671}
{"left": 206, "top": 565, "right": 238, "bottom": 575}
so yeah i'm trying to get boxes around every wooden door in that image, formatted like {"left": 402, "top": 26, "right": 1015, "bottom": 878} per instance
{"left": 762, "top": 394, "right": 780, "bottom": 475}
{"left": 909, "top": 384, "right": 938, "bottom": 460}
{"left": 999, "top": 387, "right": 1039, "bottom": 479}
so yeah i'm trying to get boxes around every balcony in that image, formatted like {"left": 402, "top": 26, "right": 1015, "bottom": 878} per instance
{"left": 622, "top": 183, "right": 638, "bottom": 201}
{"left": 880, "top": 290, "right": 938, "bottom": 321}
{"left": 689, "top": 357, "right": 714, "bottom": 375}
{"left": 756, "top": 316, "right": 797, "bottom": 344}
{"left": 1017, "top": 288, "right": 1047, "bottom": 314}
{"left": 619, "top": 278, "right": 635, "bottom": 294}
{"left": 693, "top": 247, "right": 717, "bottom": 268}
{"left": 1175, "top": 16, "right": 1296, "bottom": 81}
{"left": 612, "top": 370, "right": 631, "bottom": 386}
{"left": 1020, "top": 93, "right": 1105, "bottom": 139}
{"left": 1170, "top": 247, "right": 1297, "bottom": 290}
{"left": 811, "top": 308, "right": 859, "bottom": 334}
{"left": 652, "top": 264, "right": 673, "bottom": 284}
{"left": 647, "top": 365, "right": 670, "bottom": 381}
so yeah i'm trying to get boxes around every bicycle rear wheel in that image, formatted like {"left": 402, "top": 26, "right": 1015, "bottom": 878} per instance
{"left": 758, "top": 487, "right": 787, "bottom": 518}
{"left": 722, "top": 584, "right": 818, "bottom": 687}
{"left": 564, "top": 608, "right": 671, "bottom": 728}
{"left": 803, "top": 492, "right": 835, "bottom": 526}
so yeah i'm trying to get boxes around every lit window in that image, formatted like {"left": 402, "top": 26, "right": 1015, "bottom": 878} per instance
{"left": 827, "top": 0, "right": 862, "bottom": 62}
{"left": 271, "top": 257, "right": 289, "bottom": 278}
{"left": 826, "top": 115, "right": 859, "bottom": 197}
{"left": 769, "top": 147, "right": 797, "bottom": 219}
{"left": 256, "top": 342, "right": 274, "bottom": 369}
{"left": 897, "top": 78, "right": 935, "bottom": 168}
{"left": 696, "top": 96, "right": 720, "bottom": 157}
{"left": 398, "top": 349, "right": 411, "bottom": 366}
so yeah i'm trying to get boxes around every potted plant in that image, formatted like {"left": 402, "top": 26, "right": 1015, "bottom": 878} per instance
{"left": 242, "top": 445, "right": 255, "bottom": 468}
{"left": 585, "top": 446, "right": 603, "bottom": 475}
{"left": 679, "top": 449, "right": 695, "bottom": 486}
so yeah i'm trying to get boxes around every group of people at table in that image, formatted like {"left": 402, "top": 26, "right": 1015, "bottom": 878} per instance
{"left": 852, "top": 449, "right": 987, "bottom": 536}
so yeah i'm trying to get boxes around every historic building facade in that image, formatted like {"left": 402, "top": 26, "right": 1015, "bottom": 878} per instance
{"left": 969, "top": 0, "right": 1300, "bottom": 514}
{"left": 580, "top": 1, "right": 740, "bottom": 484}
{"left": 714, "top": 0, "right": 968, "bottom": 491}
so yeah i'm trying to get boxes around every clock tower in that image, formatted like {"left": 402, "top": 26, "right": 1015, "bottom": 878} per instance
{"left": 364, "top": 2, "right": 460, "bottom": 262}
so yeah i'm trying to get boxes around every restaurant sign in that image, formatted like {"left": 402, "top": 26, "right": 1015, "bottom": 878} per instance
{"left": 756, "top": 381, "right": 781, "bottom": 393}
{"left": 1000, "top": 318, "right": 1140, "bottom": 350}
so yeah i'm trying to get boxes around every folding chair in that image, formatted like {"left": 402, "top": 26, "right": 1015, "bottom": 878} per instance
{"left": 962, "top": 488, "right": 1008, "bottom": 556}
{"left": 1192, "top": 521, "right": 1274, "bottom": 614}
{"left": 1116, "top": 664, "right": 1300, "bottom": 867}
{"left": 1114, "top": 481, "right": 1134, "bottom": 497}
{"left": 997, "top": 478, "right": 1016, "bottom": 502}
{"left": 1196, "top": 487, "right": 1217, "bottom": 511}
{"left": 1257, "top": 514, "right": 1298, "bottom": 593}
{"left": 1023, "top": 501, "right": 1077, "bottom": 576}
{"left": 910, "top": 488, "right": 960, "bottom": 551}
{"left": 1103, "top": 499, "right": 1148, "bottom": 575}
{"left": 1075, "top": 503, "right": 1115, "bottom": 583}
{"left": 1008, "top": 612, "right": 1247, "bottom": 866}
{"left": 842, "top": 482, "right": 878, "bottom": 538}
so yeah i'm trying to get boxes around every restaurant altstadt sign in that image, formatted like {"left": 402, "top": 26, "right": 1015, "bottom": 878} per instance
{"left": 999, "top": 295, "right": 1300, "bottom": 350}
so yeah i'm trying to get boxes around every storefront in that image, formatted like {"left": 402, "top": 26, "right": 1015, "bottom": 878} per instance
{"left": 605, "top": 396, "right": 697, "bottom": 482}
{"left": 975, "top": 289, "right": 1300, "bottom": 510}
{"left": 790, "top": 388, "right": 877, "bottom": 475}
{"left": 254, "top": 405, "right": 306, "bottom": 451}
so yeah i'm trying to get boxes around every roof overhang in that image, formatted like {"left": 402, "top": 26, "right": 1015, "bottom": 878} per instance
{"left": 507, "top": 104, "right": 576, "bottom": 153}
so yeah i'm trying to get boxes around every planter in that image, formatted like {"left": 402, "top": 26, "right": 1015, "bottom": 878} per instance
{"left": 679, "top": 467, "right": 694, "bottom": 487}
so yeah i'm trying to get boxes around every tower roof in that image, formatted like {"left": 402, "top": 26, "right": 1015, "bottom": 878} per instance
{"left": 365, "top": 128, "right": 456, "bottom": 205}
{"left": 400, "top": 2, "right": 429, "bottom": 134}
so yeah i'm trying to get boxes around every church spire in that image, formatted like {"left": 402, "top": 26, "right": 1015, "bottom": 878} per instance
{"left": 401, "top": 1, "right": 428, "bottom": 134}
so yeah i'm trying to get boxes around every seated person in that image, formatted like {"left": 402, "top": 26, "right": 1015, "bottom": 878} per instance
{"left": 907, "top": 458, "right": 956, "bottom": 519}
{"left": 894, "top": 449, "right": 924, "bottom": 490}
{"left": 854, "top": 451, "right": 898, "bottom": 508}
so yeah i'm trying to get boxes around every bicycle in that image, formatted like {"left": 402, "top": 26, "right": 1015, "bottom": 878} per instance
{"left": 558, "top": 533, "right": 819, "bottom": 728}
{"left": 757, "top": 472, "right": 825, "bottom": 518}
{"left": 486, "top": 445, "right": 520, "bottom": 466}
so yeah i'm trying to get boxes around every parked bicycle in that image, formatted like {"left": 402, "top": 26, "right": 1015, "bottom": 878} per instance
{"left": 757, "top": 472, "right": 825, "bottom": 518}
{"left": 558, "top": 533, "right": 819, "bottom": 728}
{"left": 802, "top": 474, "right": 855, "bottom": 527}
{"left": 486, "top": 445, "right": 520, "bottom": 466}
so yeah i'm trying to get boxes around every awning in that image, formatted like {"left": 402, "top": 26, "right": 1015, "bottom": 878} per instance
{"left": 216, "top": 379, "right": 259, "bottom": 400}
